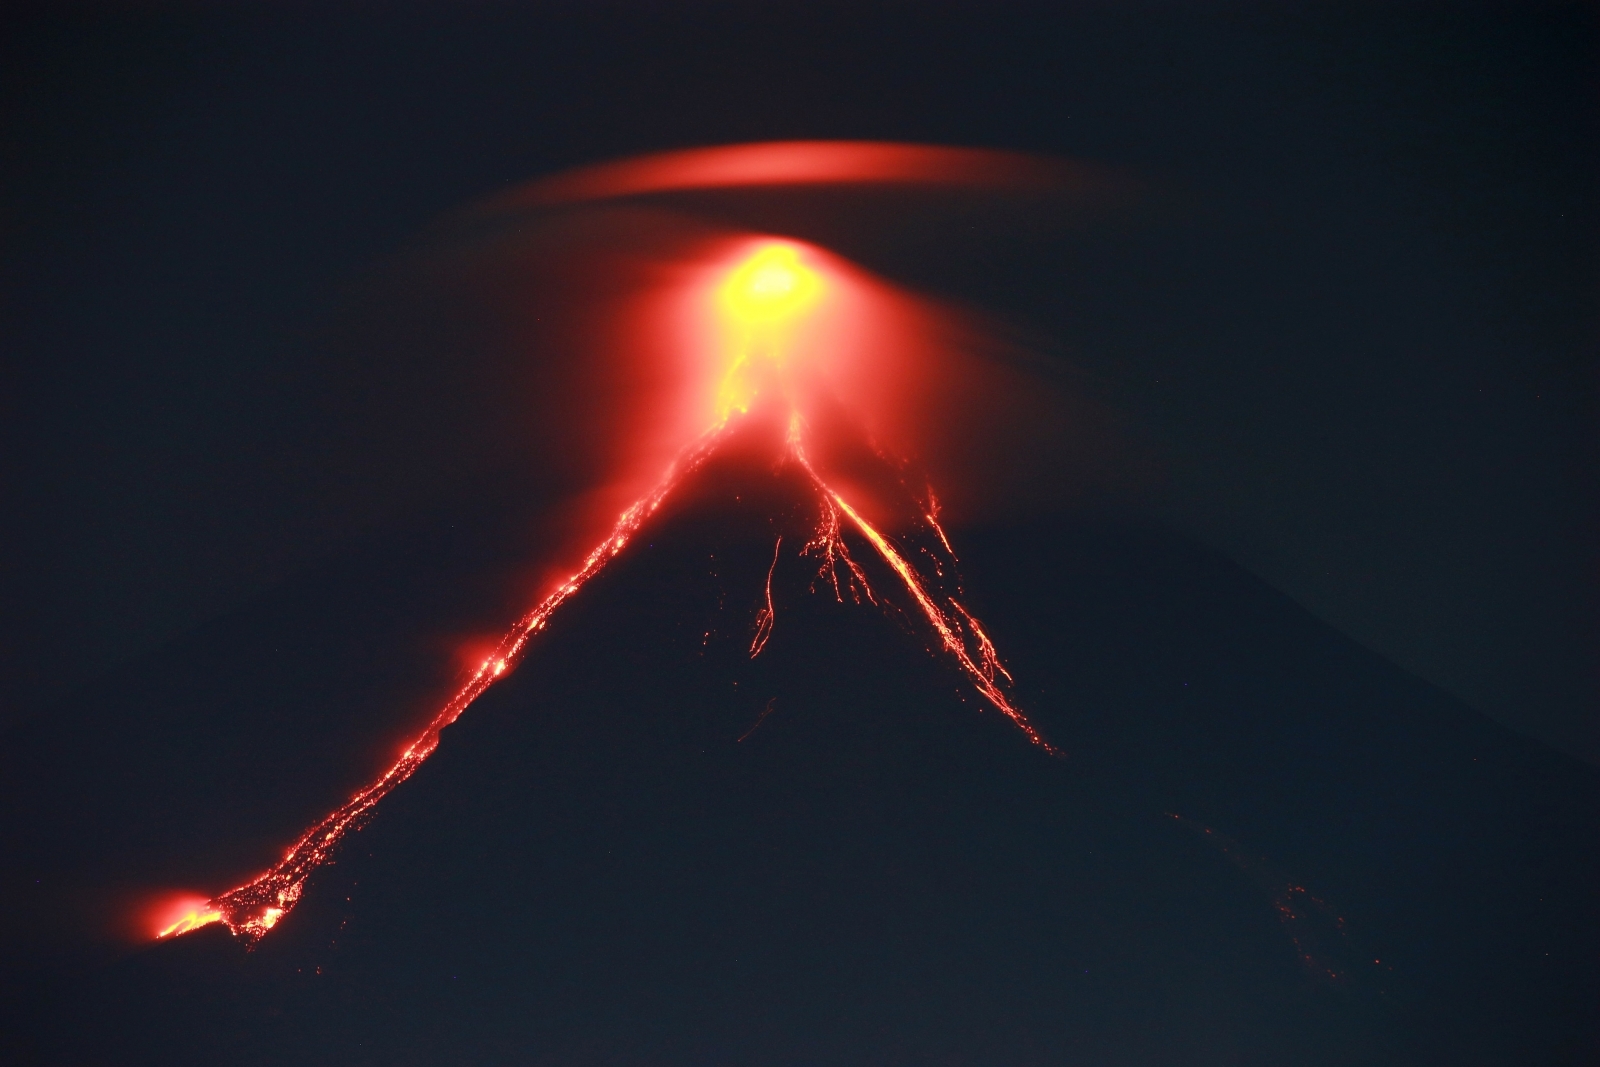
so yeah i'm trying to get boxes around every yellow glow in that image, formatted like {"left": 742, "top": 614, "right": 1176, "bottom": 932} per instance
{"left": 719, "top": 243, "right": 821, "bottom": 325}
{"left": 714, "top": 243, "right": 823, "bottom": 419}
{"left": 157, "top": 906, "right": 224, "bottom": 939}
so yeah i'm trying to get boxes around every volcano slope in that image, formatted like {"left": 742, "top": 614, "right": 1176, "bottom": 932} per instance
{"left": 11, "top": 430, "right": 1599, "bottom": 1066}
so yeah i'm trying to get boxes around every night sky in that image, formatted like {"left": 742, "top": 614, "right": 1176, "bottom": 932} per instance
{"left": 2, "top": 3, "right": 1596, "bottom": 1064}
{"left": 4, "top": 1, "right": 1595, "bottom": 763}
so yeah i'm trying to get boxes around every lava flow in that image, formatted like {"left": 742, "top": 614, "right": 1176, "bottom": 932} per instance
{"left": 158, "top": 236, "right": 1053, "bottom": 944}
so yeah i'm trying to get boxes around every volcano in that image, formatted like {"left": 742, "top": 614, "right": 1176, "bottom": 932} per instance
{"left": 3, "top": 234, "right": 1595, "bottom": 1066}
{"left": 5, "top": 397, "right": 1598, "bottom": 1066}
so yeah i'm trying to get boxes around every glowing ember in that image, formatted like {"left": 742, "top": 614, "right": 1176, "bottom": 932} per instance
{"left": 1168, "top": 814, "right": 1366, "bottom": 985}
{"left": 159, "top": 239, "right": 1053, "bottom": 944}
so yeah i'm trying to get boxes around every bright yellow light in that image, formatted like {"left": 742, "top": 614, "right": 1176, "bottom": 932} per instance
{"left": 719, "top": 243, "right": 821, "bottom": 325}
{"left": 714, "top": 243, "right": 824, "bottom": 420}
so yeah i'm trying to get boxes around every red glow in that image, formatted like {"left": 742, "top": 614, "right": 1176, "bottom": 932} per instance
{"left": 496, "top": 140, "right": 1085, "bottom": 208}
{"left": 158, "top": 228, "right": 1058, "bottom": 944}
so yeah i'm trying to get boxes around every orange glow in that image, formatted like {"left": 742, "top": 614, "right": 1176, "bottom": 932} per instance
{"left": 152, "top": 894, "right": 224, "bottom": 940}
{"left": 156, "top": 199, "right": 1060, "bottom": 945}
{"left": 451, "top": 140, "right": 1119, "bottom": 538}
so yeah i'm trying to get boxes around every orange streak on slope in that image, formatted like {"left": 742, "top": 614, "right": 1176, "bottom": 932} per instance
{"left": 155, "top": 901, "right": 224, "bottom": 940}
{"left": 785, "top": 418, "right": 1055, "bottom": 755}
{"left": 163, "top": 425, "right": 731, "bottom": 943}
{"left": 749, "top": 536, "right": 782, "bottom": 659}
{"left": 923, "top": 490, "right": 958, "bottom": 559}
{"left": 800, "top": 487, "right": 877, "bottom": 606}
{"left": 827, "top": 489, "right": 1055, "bottom": 755}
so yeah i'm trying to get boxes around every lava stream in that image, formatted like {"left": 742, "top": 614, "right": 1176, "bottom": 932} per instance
{"left": 159, "top": 425, "right": 729, "bottom": 941}
{"left": 785, "top": 418, "right": 1054, "bottom": 755}
{"left": 749, "top": 537, "right": 782, "bottom": 658}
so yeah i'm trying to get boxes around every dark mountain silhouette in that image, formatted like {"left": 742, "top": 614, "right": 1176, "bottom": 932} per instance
{"left": 4, "top": 433, "right": 1596, "bottom": 1065}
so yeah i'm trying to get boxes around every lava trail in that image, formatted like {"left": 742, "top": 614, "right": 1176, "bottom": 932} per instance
{"left": 158, "top": 427, "right": 728, "bottom": 941}
{"left": 784, "top": 416, "right": 1055, "bottom": 754}
{"left": 749, "top": 537, "right": 782, "bottom": 658}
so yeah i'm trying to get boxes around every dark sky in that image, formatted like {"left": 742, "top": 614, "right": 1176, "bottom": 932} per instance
{"left": 2, "top": 0, "right": 1595, "bottom": 761}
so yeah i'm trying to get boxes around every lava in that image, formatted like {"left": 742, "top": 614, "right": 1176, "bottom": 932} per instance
{"left": 159, "top": 235, "right": 1054, "bottom": 944}
{"left": 784, "top": 414, "right": 1053, "bottom": 754}
{"left": 749, "top": 537, "right": 781, "bottom": 659}
{"left": 148, "top": 894, "right": 224, "bottom": 941}
{"left": 158, "top": 425, "right": 729, "bottom": 941}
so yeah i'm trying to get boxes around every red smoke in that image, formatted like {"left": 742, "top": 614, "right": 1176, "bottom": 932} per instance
{"left": 488, "top": 139, "right": 1099, "bottom": 208}
{"left": 390, "top": 141, "right": 1125, "bottom": 553}
{"left": 466, "top": 215, "right": 1095, "bottom": 557}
